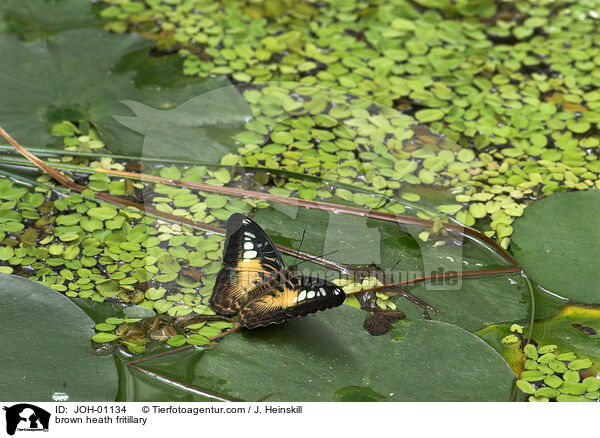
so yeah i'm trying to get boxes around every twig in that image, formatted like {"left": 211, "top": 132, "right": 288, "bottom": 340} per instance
{"left": 97, "top": 167, "right": 520, "bottom": 268}
{"left": 0, "top": 137, "right": 520, "bottom": 270}
{"left": 1, "top": 128, "right": 522, "bottom": 315}
{"left": 0, "top": 126, "right": 351, "bottom": 274}
{"left": 348, "top": 267, "right": 522, "bottom": 297}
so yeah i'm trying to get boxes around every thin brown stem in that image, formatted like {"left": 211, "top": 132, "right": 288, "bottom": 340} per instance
{"left": 98, "top": 168, "right": 520, "bottom": 268}
{"left": 347, "top": 266, "right": 522, "bottom": 297}
{"left": 0, "top": 126, "right": 515, "bottom": 318}
{"left": 1, "top": 123, "right": 518, "bottom": 272}
{"left": 0, "top": 125, "right": 84, "bottom": 190}
{"left": 0, "top": 126, "right": 351, "bottom": 274}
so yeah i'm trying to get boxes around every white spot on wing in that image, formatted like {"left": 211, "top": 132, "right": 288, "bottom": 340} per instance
{"left": 319, "top": 287, "right": 326, "bottom": 296}
{"left": 297, "top": 290, "right": 307, "bottom": 302}
{"left": 307, "top": 290, "right": 316, "bottom": 299}
{"left": 333, "top": 288, "right": 339, "bottom": 295}
{"left": 244, "top": 231, "right": 256, "bottom": 238}
{"left": 244, "top": 242, "right": 254, "bottom": 250}
{"left": 243, "top": 250, "right": 258, "bottom": 259}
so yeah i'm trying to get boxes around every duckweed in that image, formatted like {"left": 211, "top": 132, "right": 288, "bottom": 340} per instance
{"left": 515, "top": 343, "right": 599, "bottom": 402}
{"left": 2, "top": 1, "right": 600, "bottom": 365}
{"left": 95, "top": 0, "right": 600, "bottom": 245}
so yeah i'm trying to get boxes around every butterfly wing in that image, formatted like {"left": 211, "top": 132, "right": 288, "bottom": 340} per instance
{"left": 238, "top": 274, "right": 346, "bottom": 329}
{"left": 210, "top": 213, "right": 284, "bottom": 316}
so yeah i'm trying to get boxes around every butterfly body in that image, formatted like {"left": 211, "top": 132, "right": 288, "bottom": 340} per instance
{"left": 210, "top": 214, "right": 346, "bottom": 329}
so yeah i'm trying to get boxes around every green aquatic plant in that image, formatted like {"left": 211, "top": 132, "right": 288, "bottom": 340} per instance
{"left": 1, "top": 0, "right": 599, "bottom": 402}
{"left": 515, "top": 342, "right": 599, "bottom": 402}
{"left": 98, "top": 0, "right": 600, "bottom": 245}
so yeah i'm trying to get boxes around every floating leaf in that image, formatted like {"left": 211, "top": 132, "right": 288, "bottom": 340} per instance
{"left": 544, "top": 375, "right": 563, "bottom": 389}
{"left": 521, "top": 371, "right": 545, "bottom": 382}
{"left": 87, "top": 207, "right": 118, "bottom": 220}
{"left": 516, "top": 380, "right": 535, "bottom": 395}
{"left": 92, "top": 332, "right": 118, "bottom": 343}
{"left": 94, "top": 323, "right": 116, "bottom": 332}
{"left": 501, "top": 334, "right": 519, "bottom": 344}
{"left": 415, "top": 109, "right": 445, "bottom": 123}
{"left": 0, "top": 273, "right": 117, "bottom": 400}
{"left": 0, "top": 30, "right": 240, "bottom": 159}
{"left": 192, "top": 306, "right": 515, "bottom": 401}
{"left": 568, "top": 359, "right": 592, "bottom": 371}
{"left": 511, "top": 190, "right": 600, "bottom": 304}
{"left": 560, "top": 382, "right": 587, "bottom": 395}
{"left": 535, "top": 387, "right": 559, "bottom": 398}
{"left": 538, "top": 345, "right": 558, "bottom": 354}
{"left": 524, "top": 344, "right": 538, "bottom": 360}
{"left": 563, "top": 370, "right": 580, "bottom": 383}
{"left": 583, "top": 376, "right": 600, "bottom": 392}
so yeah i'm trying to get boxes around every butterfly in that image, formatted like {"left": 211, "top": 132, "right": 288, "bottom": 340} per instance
{"left": 210, "top": 213, "right": 346, "bottom": 329}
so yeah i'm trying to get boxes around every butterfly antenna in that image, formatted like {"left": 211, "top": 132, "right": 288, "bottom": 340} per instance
{"left": 291, "top": 229, "right": 306, "bottom": 267}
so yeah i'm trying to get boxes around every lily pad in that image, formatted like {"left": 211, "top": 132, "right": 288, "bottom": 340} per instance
{"left": 0, "top": 30, "right": 245, "bottom": 160}
{"left": 115, "top": 84, "right": 251, "bottom": 162}
{"left": 511, "top": 190, "right": 600, "bottom": 304}
{"left": 116, "top": 349, "right": 222, "bottom": 402}
{"left": 193, "top": 306, "right": 515, "bottom": 401}
{"left": 0, "top": 273, "right": 118, "bottom": 401}
{"left": 393, "top": 274, "right": 566, "bottom": 332}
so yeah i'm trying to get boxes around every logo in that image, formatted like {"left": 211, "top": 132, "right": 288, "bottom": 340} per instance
{"left": 2, "top": 404, "right": 50, "bottom": 436}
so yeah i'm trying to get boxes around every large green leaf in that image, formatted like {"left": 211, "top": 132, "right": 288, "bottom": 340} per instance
{"left": 117, "top": 349, "right": 223, "bottom": 402}
{"left": 393, "top": 274, "right": 566, "bottom": 332}
{"left": 0, "top": 273, "right": 118, "bottom": 401}
{"left": 192, "top": 305, "right": 515, "bottom": 401}
{"left": 114, "top": 86, "right": 250, "bottom": 163}
{"left": 251, "top": 206, "right": 561, "bottom": 332}
{"left": 0, "top": 30, "right": 249, "bottom": 160}
{"left": 510, "top": 190, "right": 600, "bottom": 304}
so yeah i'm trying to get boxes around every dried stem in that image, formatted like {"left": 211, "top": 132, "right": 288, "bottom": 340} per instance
{"left": 0, "top": 126, "right": 351, "bottom": 273}
{"left": 98, "top": 167, "right": 520, "bottom": 268}
{"left": 1, "top": 125, "right": 521, "bottom": 323}
{"left": 348, "top": 267, "right": 522, "bottom": 297}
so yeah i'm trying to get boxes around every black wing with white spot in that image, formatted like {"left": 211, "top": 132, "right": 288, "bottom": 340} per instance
{"left": 219, "top": 213, "right": 283, "bottom": 267}
{"left": 210, "top": 214, "right": 284, "bottom": 315}
{"left": 238, "top": 274, "right": 346, "bottom": 329}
